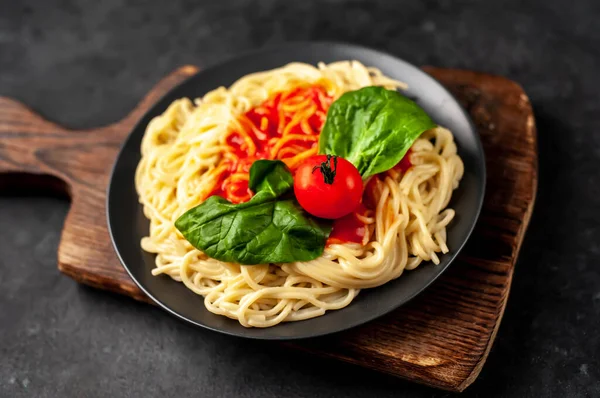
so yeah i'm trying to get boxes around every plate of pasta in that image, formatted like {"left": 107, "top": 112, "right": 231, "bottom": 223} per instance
{"left": 108, "top": 42, "right": 485, "bottom": 339}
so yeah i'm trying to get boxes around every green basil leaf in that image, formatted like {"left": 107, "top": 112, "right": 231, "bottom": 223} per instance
{"left": 247, "top": 159, "right": 293, "bottom": 195}
{"left": 175, "top": 160, "right": 332, "bottom": 265}
{"left": 319, "top": 86, "right": 436, "bottom": 178}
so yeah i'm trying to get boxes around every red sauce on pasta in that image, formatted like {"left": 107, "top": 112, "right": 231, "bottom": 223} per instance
{"left": 327, "top": 203, "right": 368, "bottom": 245}
{"left": 207, "top": 85, "right": 332, "bottom": 203}
{"left": 395, "top": 148, "right": 412, "bottom": 173}
{"left": 205, "top": 84, "right": 413, "bottom": 246}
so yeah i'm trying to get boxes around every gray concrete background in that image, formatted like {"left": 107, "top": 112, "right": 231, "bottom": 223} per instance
{"left": 1, "top": 0, "right": 599, "bottom": 397}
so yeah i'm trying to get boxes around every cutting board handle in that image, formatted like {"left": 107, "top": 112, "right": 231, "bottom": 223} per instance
{"left": 0, "top": 65, "right": 199, "bottom": 196}
{"left": 0, "top": 97, "right": 71, "bottom": 193}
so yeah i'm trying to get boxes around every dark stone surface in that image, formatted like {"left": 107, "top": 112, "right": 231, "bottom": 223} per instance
{"left": 1, "top": 0, "right": 599, "bottom": 396}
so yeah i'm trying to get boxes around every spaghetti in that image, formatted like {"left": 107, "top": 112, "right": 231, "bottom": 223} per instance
{"left": 135, "top": 61, "right": 464, "bottom": 327}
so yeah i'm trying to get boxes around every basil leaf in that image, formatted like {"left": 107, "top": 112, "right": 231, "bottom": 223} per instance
{"left": 175, "top": 160, "right": 332, "bottom": 265}
{"left": 247, "top": 159, "right": 293, "bottom": 195}
{"left": 319, "top": 86, "right": 436, "bottom": 178}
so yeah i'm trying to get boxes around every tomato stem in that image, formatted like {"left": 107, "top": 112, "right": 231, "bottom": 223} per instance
{"left": 312, "top": 154, "right": 338, "bottom": 185}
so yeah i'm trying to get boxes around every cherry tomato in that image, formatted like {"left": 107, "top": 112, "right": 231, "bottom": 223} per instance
{"left": 294, "top": 155, "right": 363, "bottom": 219}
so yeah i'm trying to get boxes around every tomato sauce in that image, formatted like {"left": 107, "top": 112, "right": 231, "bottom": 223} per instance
{"left": 327, "top": 203, "right": 368, "bottom": 245}
{"left": 207, "top": 85, "right": 332, "bottom": 203}
{"left": 394, "top": 148, "right": 412, "bottom": 173}
{"left": 329, "top": 149, "right": 412, "bottom": 245}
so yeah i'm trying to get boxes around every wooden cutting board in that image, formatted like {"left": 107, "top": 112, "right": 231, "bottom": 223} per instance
{"left": 0, "top": 66, "right": 537, "bottom": 392}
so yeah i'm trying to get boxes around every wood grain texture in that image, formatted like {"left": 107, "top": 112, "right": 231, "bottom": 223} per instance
{"left": 0, "top": 65, "right": 537, "bottom": 392}
{"left": 0, "top": 66, "right": 198, "bottom": 302}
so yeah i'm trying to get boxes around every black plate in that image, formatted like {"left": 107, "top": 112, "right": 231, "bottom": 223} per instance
{"left": 107, "top": 42, "right": 486, "bottom": 340}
